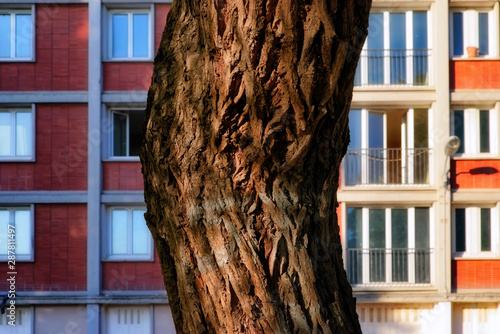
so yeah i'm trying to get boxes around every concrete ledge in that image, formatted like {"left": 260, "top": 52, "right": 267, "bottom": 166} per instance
{"left": 101, "top": 191, "right": 145, "bottom": 204}
{"left": 452, "top": 189, "right": 500, "bottom": 203}
{"left": 0, "top": 91, "right": 88, "bottom": 104}
{"left": 0, "top": 191, "right": 87, "bottom": 203}
{"left": 338, "top": 189, "right": 438, "bottom": 204}
{"left": 102, "top": 91, "right": 147, "bottom": 105}
{"left": 14, "top": 291, "right": 168, "bottom": 305}
{"left": 352, "top": 89, "right": 436, "bottom": 107}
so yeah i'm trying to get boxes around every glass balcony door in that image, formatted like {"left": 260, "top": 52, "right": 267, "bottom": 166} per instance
{"left": 347, "top": 207, "right": 433, "bottom": 286}
{"left": 355, "top": 11, "right": 430, "bottom": 86}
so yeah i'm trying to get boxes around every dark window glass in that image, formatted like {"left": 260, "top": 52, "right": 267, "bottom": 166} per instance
{"left": 128, "top": 110, "right": 144, "bottom": 156}
{"left": 453, "top": 13, "right": 464, "bottom": 56}
{"left": 347, "top": 207, "right": 363, "bottom": 284}
{"left": 481, "top": 208, "right": 491, "bottom": 252}
{"left": 113, "top": 113, "right": 127, "bottom": 156}
{"left": 415, "top": 207, "right": 430, "bottom": 283}
{"left": 369, "top": 209, "right": 386, "bottom": 282}
{"left": 455, "top": 208, "right": 466, "bottom": 252}
{"left": 392, "top": 209, "right": 408, "bottom": 282}
{"left": 479, "top": 110, "right": 490, "bottom": 153}
{"left": 454, "top": 110, "right": 464, "bottom": 154}
{"left": 478, "top": 13, "right": 489, "bottom": 55}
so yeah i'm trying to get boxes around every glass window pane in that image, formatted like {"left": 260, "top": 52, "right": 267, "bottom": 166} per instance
{"left": 392, "top": 209, "right": 408, "bottom": 248}
{"left": 348, "top": 110, "right": 362, "bottom": 149}
{"left": 113, "top": 112, "right": 127, "bottom": 156}
{"left": 0, "top": 210, "right": 9, "bottom": 255}
{"left": 0, "top": 14, "right": 11, "bottom": 57}
{"left": 132, "top": 210, "right": 148, "bottom": 254}
{"left": 369, "top": 112, "right": 384, "bottom": 184}
{"left": 128, "top": 110, "right": 144, "bottom": 156}
{"left": 455, "top": 208, "right": 466, "bottom": 252}
{"left": 367, "top": 14, "right": 384, "bottom": 84}
{"left": 347, "top": 207, "right": 363, "bottom": 249}
{"left": 14, "top": 210, "right": 31, "bottom": 255}
{"left": 478, "top": 13, "right": 489, "bottom": 55}
{"left": 454, "top": 110, "right": 464, "bottom": 154}
{"left": 413, "top": 12, "right": 428, "bottom": 85}
{"left": 415, "top": 207, "right": 430, "bottom": 248}
{"left": 347, "top": 207, "right": 363, "bottom": 285}
{"left": 479, "top": 110, "right": 490, "bottom": 153}
{"left": 0, "top": 112, "right": 12, "bottom": 156}
{"left": 15, "top": 14, "right": 32, "bottom": 58}
{"left": 111, "top": 210, "right": 128, "bottom": 254}
{"left": 112, "top": 14, "right": 128, "bottom": 58}
{"left": 415, "top": 207, "right": 430, "bottom": 283}
{"left": 346, "top": 110, "right": 362, "bottom": 185}
{"left": 392, "top": 209, "right": 408, "bottom": 282}
{"left": 453, "top": 13, "right": 464, "bottom": 56}
{"left": 390, "top": 13, "right": 406, "bottom": 84}
{"left": 480, "top": 208, "right": 491, "bottom": 252}
{"left": 369, "top": 209, "right": 385, "bottom": 282}
{"left": 132, "top": 14, "right": 149, "bottom": 57}
{"left": 16, "top": 112, "right": 32, "bottom": 156}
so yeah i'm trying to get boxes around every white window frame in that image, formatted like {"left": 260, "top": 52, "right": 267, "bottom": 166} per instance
{"left": 450, "top": 8, "right": 499, "bottom": 59}
{"left": 345, "top": 206, "right": 435, "bottom": 287}
{"left": 103, "top": 206, "right": 154, "bottom": 261}
{"left": 105, "top": 7, "right": 154, "bottom": 61}
{"left": 0, "top": 306, "right": 34, "bottom": 332}
{"left": 0, "top": 206, "right": 35, "bottom": 262}
{"left": 453, "top": 205, "right": 500, "bottom": 258}
{"left": 357, "top": 9, "right": 433, "bottom": 87}
{"left": 104, "top": 305, "right": 153, "bottom": 334}
{"left": 452, "top": 106, "right": 499, "bottom": 157}
{"left": 0, "top": 6, "right": 35, "bottom": 62}
{"left": 103, "top": 108, "right": 143, "bottom": 161}
{"left": 0, "top": 106, "right": 36, "bottom": 162}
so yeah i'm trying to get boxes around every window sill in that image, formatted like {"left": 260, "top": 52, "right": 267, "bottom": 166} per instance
{"left": 0, "top": 157, "right": 35, "bottom": 162}
{"left": 451, "top": 56, "right": 500, "bottom": 61}
{"left": 103, "top": 157, "right": 141, "bottom": 162}
{"left": 453, "top": 255, "right": 500, "bottom": 260}
{"left": 102, "top": 256, "right": 154, "bottom": 262}
{"left": 0, "top": 257, "right": 34, "bottom": 262}
{"left": 452, "top": 155, "right": 500, "bottom": 160}
{"left": 103, "top": 58, "right": 153, "bottom": 63}
{"left": 0, "top": 58, "right": 35, "bottom": 63}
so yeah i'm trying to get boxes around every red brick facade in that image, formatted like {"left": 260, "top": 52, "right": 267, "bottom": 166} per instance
{"left": 0, "top": 5, "right": 88, "bottom": 91}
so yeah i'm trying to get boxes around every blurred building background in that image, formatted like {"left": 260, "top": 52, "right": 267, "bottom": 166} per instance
{"left": 0, "top": 0, "right": 499, "bottom": 333}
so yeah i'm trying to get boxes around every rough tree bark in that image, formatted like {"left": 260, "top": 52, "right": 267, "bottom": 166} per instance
{"left": 141, "top": 0, "right": 371, "bottom": 333}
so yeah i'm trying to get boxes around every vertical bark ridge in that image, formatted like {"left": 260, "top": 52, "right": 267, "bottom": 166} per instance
{"left": 142, "top": 0, "right": 371, "bottom": 332}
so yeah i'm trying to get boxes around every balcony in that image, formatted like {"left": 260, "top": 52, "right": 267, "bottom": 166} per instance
{"left": 343, "top": 148, "right": 431, "bottom": 186}
{"left": 347, "top": 248, "right": 433, "bottom": 287}
{"left": 354, "top": 49, "right": 432, "bottom": 87}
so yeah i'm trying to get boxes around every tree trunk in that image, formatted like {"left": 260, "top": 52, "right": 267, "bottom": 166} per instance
{"left": 141, "top": 0, "right": 371, "bottom": 333}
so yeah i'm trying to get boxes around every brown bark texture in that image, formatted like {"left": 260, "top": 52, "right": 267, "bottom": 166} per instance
{"left": 141, "top": 0, "right": 371, "bottom": 333}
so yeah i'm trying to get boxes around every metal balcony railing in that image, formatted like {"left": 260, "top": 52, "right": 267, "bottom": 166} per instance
{"left": 347, "top": 248, "right": 433, "bottom": 286}
{"left": 354, "top": 49, "right": 431, "bottom": 87}
{"left": 343, "top": 148, "right": 431, "bottom": 186}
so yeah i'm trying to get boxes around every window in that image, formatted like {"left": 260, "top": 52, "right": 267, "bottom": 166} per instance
{"left": 107, "top": 9, "right": 151, "bottom": 60}
{"left": 346, "top": 206, "right": 433, "bottom": 286}
{"left": 105, "top": 306, "right": 151, "bottom": 333}
{"left": 105, "top": 207, "right": 152, "bottom": 260}
{"left": 108, "top": 109, "right": 144, "bottom": 158}
{"left": 344, "top": 108, "right": 431, "bottom": 185}
{"left": 454, "top": 207, "right": 499, "bottom": 256}
{"left": 355, "top": 10, "right": 431, "bottom": 86}
{"left": 0, "top": 307, "right": 33, "bottom": 332}
{"left": 0, "top": 109, "right": 34, "bottom": 160}
{"left": 0, "top": 207, "right": 34, "bottom": 262}
{"left": 0, "top": 9, "right": 33, "bottom": 60}
{"left": 451, "top": 10, "right": 496, "bottom": 57}
{"left": 453, "top": 108, "right": 498, "bottom": 156}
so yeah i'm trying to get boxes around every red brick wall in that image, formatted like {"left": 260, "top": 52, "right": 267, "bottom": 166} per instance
{"left": 0, "top": 5, "right": 88, "bottom": 91}
{"left": 0, "top": 204, "right": 87, "bottom": 291}
{"left": 450, "top": 61, "right": 500, "bottom": 90}
{"left": 0, "top": 104, "right": 88, "bottom": 191}
{"left": 103, "top": 162, "right": 143, "bottom": 191}
{"left": 451, "top": 160, "right": 500, "bottom": 189}
{"left": 102, "top": 252, "right": 164, "bottom": 291}
{"left": 102, "top": 4, "right": 170, "bottom": 91}
{"left": 453, "top": 260, "right": 500, "bottom": 290}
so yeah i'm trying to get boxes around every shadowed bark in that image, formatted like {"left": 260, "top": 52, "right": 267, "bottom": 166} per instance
{"left": 141, "top": 0, "right": 371, "bottom": 332}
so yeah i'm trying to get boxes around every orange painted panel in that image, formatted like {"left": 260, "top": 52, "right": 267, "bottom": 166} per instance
{"left": 451, "top": 160, "right": 500, "bottom": 189}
